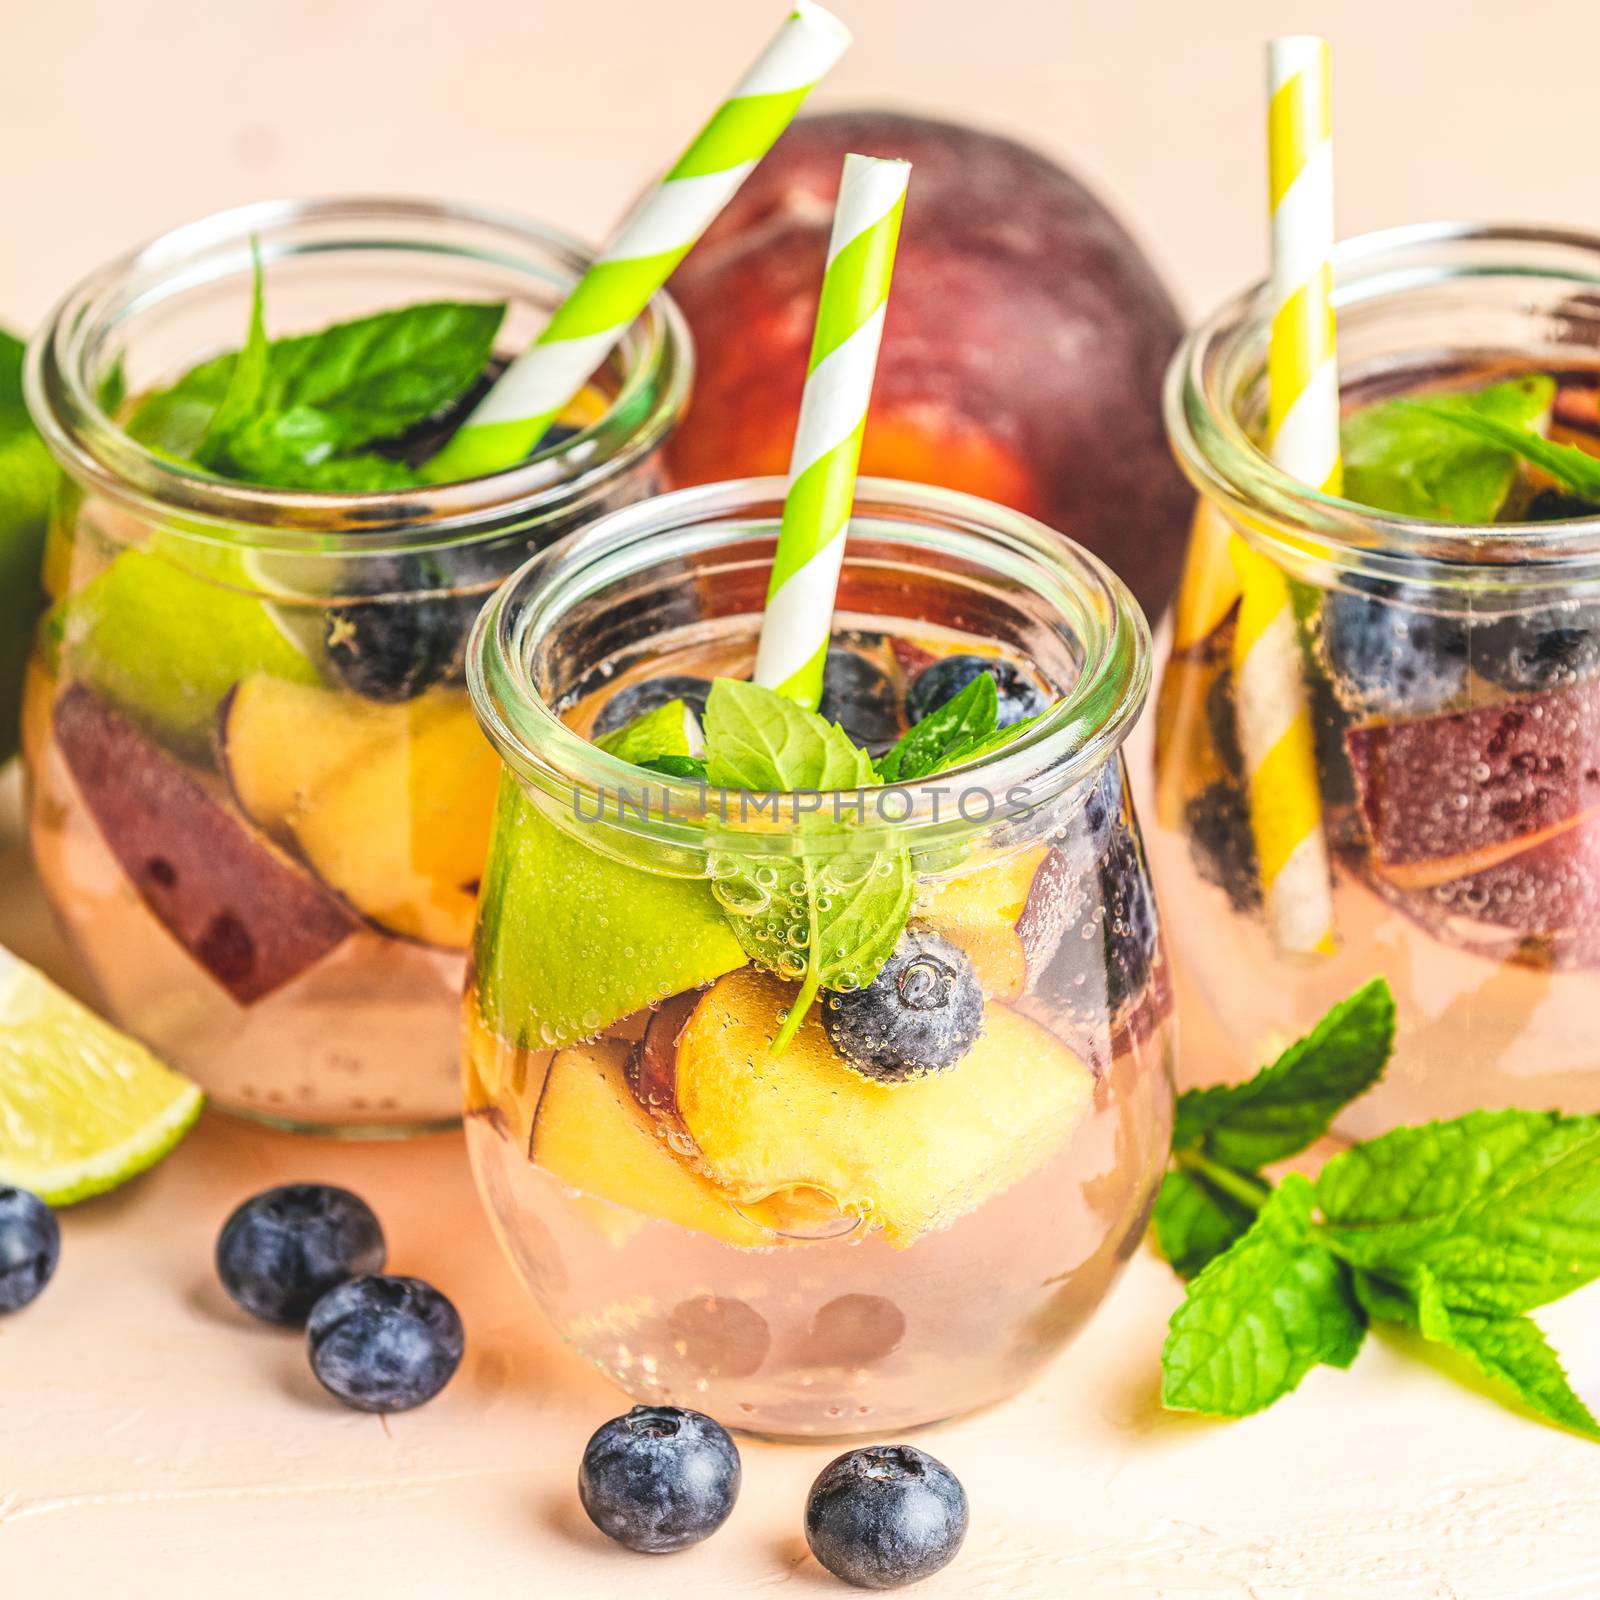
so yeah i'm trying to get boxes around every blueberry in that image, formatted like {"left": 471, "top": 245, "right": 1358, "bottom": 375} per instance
{"left": 324, "top": 554, "right": 462, "bottom": 702}
{"left": 1319, "top": 588, "right": 1468, "bottom": 716}
{"left": 1045, "top": 817, "right": 1160, "bottom": 1020}
{"left": 578, "top": 1405, "right": 741, "bottom": 1553}
{"left": 805, "top": 1445, "right": 968, "bottom": 1590}
{"left": 1521, "top": 488, "right": 1600, "bottom": 523}
{"left": 819, "top": 647, "right": 902, "bottom": 752}
{"left": 306, "top": 1274, "right": 464, "bottom": 1413}
{"left": 822, "top": 926, "right": 984, "bottom": 1082}
{"left": 593, "top": 674, "right": 715, "bottom": 738}
{"left": 905, "top": 654, "right": 1048, "bottom": 729}
{"left": 0, "top": 1188, "right": 60, "bottom": 1314}
{"left": 1471, "top": 603, "right": 1600, "bottom": 692}
{"left": 1183, "top": 782, "right": 1261, "bottom": 913}
{"left": 216, "top": 1183, "right": 386, "bottom": 1326}
{"left": 1081, "top": 759, "right": 1124, "bottom": 858}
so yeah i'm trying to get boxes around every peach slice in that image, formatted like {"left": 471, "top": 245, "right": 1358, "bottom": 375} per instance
{"left": 919, "top": 844, "right": 1079, "bottom": 1000}
{"left": 528, "top": 1038, "right": 771, "bottom": 1250}
{"left": 672, "top": 968, "right": 1094, "bottom": 1247}
{"left": 52, "top": 683, "right": 357, "bottom": 1004}
{"left": 221, "top": 675, "right": 500, "bottom": 949}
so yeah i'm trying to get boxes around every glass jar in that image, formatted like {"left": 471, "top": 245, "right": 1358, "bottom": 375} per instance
{"left": 22, "top": 197, "right": 689, "bottom": 1135}
{"left": 1152, "top": 222, "right": 1600, "bottom": 1136}
{"left": 463, "top": 475, "right": 1174, "bottom": 1438}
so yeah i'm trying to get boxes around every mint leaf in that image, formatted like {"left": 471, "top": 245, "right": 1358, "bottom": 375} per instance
{"left": 704, "top": 678, "right": 871, "bottom": 792}
{"left": 1318, "top": 1110, "right": 1600, "bottom": 1315}
{"left": 1161, "top": 1174, "right": 1365, "bottom": 1416}
{"left": 1401, "top": 397, "right": 1600, "bottom": 505}
{"left": 197, "top": 237, "right": 269, "bottom": 461}
{"left": 702, "top": 680, "right": 914, "bottom": 1050}
{"left": 928, "top": 709, "right": 1051, "bottom": 775}
{"left": 597, "top": 699, "right": 702, "bottom": 768}
{"left": 641, "top": 755, "right": 708, "bottom": 779}
{"left": 1153, "top": 1167, "right": 1260, "bottom": 1280}
{"left": 1343, "top": 376, "right": 1553, "bottom": 521}
{"left": 877, "top": 674, "right": 997, "bottom": 782}
{"left": 1172, "top": 978, "right": 1395, "bottom": 1167}
{"left": 128, "top": 297, "right": 505, "bottom": 472}
{"left": 1414, "top": 1281, "right": 1600, "bottom": 1442}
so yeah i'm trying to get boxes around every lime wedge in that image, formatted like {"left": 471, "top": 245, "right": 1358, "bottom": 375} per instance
{"left": 0, "top": 946, "right": 203, "bottom": 1204}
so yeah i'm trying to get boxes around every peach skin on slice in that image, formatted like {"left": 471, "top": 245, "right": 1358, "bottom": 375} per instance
{"left": 529, "top": 1038, "right": 771, "bottom": 1250}
{"left": 674, "top": 968, "right": 1094, "bottom": 1247}
{"left": 221, "top": 676, "right": 500, "bottom": 949}
{"left": 919, "top": 844, "right": 1078, "bottom": 1001}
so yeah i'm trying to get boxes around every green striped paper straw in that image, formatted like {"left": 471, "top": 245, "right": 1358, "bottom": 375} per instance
{"left": 422, "top": 1, "right": 851, "bottom": 484}
{"left": 752, "top": 153, "right": 910, "bottom": 709}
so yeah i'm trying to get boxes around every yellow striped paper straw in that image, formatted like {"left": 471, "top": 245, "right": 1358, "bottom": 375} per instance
{"left": 752, "top": 154, "right": 910, "bottom": 709}
{"left": 1231, "top": 34, "right": 1338, "bottom": 956}
{"left": 422, "top": 1, "right": 851, "bottom": 484}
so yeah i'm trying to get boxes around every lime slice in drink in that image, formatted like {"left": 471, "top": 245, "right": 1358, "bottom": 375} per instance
{"left": 0, "top": 945, "right": 204, "bottom": 1204}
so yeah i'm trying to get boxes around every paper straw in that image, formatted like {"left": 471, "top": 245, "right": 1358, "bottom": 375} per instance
{"left": 421, "top": 1, "right": 852, "bottom": 484}
{"left": 752, "top": 154, "right": 910, "bottom": 709}
{"left": 1230, "top": 35, "right": 1338, "bottom": 956}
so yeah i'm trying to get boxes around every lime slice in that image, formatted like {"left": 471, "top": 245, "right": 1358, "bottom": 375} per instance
{"left": 0, "top": 946, "right": 203, "bottom": 1204}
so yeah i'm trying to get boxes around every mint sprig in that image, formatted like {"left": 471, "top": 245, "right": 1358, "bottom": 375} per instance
{"left": 1157, "top": 979, "right": 1600, "bottom": 1441}
{"left": 701, "top": 680, "right": 913, "bottom": 1052}
{"left": 126, "top": 270, "right": 506, "bottom": 489}
{"left": 878, "top": 673, "right": 998, "bottom": 781}
{"left": 1400, "top": 398, "right": 1600, "bottom": 506}
{"left": 1341, "top": 376, "right": 1553, "bottom": 522}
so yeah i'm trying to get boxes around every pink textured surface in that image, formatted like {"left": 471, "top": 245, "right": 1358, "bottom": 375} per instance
{"left": 7, "top": 760, "right": 1600, "bottom": 1598}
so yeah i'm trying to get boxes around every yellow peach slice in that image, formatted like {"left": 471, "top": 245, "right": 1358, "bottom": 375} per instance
{"left": 529, "top": 1038, "right": 771, "bottom": 1249}
{"left": 222, "top": 676, "right": 501, "bottom": 949}
{"left": 920, "top": 843, "right": 1076, "bottom": 1001}
{"left": 675, "top": 968, "right": 1094, "bottom": 1246}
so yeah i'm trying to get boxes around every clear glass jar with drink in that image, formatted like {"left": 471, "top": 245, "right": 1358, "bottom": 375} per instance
{"left": 463, "top": 475, "right": 1174, "bottom": 1437}
{"left": 22, "top": 197, "right": 689, "bottom": 1134}
{"left": 1152, "top": 223, "right": 1600, "bottom": 1134}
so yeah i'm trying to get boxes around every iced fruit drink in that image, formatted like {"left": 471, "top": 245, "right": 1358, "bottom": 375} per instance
{"left": 1153, "top": 223, "right": 1600, "bottom": 1133}
{"left": 462, "top": 479, "right": 1173, "bottom": 1437}
{"left": 21, "top": 200, "right": 688, "bottom": 1133}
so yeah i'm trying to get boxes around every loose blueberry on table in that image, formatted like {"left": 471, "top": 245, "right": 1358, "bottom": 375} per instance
{"left": 306, "top": 1273, "right": 465, "bottom": 1414}
{"left": 805, "top": 1444, "right": 969, "bottom": 1590}
{"left": 0, "top": 1187, "right": 60, "bottom": 1315}
{"left": 578, "top": 1405, "right": 742, "bottom": 1554}
{"left": 821, "top": 925, "right": 985, "bottom": 1081}
{"left": 905, "top": 653, "right": 1048, "bottom": 729}
{"left": 216, "top": 1183, "right": 387, "bottom": 1325}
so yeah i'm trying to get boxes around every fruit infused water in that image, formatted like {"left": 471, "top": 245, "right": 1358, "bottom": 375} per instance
{"left": 1154, "top": 224, "right": 1600, "bottom": 1133}
{"left": 462, "top": 478, "right": 1173, "bottom": 1436}
{"left": 22, "top": 200, "right": 688, "bottom": 1132}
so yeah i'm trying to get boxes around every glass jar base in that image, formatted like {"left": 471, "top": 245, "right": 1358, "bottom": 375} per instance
{"left": 213, "top": 1102, "right": 463, "bottom": 1141}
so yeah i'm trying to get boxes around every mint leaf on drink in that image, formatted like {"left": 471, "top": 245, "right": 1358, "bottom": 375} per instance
{"left": 927, "top": 709, "right": 1051, "bottom": 774}
{"left": 1172, "top": 977, "right": 1395, "bottom": 1168}
{"left": 127, "top": 287, "right": 506, "bottom": 485}
{"left": 701, "top": 680, "right": 913, "bottom": 1051}
{"left": 877, "top": 673, "right": 998, "bottom": 782}
{"left": 1158, "top": 983, "right": 1600, "bottom": 1441}
{"left": 197, "top": 238, "right": 270, "bottom": 462}
{"left": 1161, "top": 1174, "right": 1365, "bottom": 1416}
{"left": 1342, "top": 375, "right": 1553, "bottom": 522}
{"left": 1400, "top": 398, "right": 1600, "bottom": 506}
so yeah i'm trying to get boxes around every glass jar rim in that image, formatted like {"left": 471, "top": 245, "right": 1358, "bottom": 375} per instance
{"left": 468, "top": 475, "right": 1153, "bottom": 857}
{"left": 1168, "top": 220, "right": 1600, "bottom": 582}
{"left": 24, "top": 194, "right": 692, "bottom": 556}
